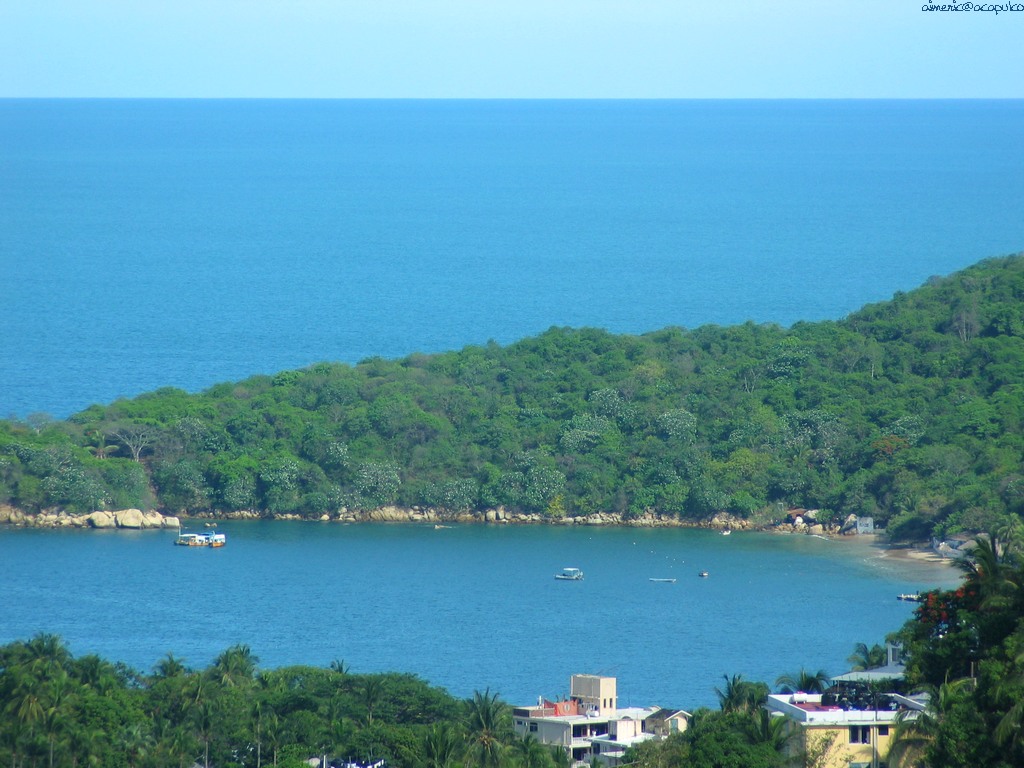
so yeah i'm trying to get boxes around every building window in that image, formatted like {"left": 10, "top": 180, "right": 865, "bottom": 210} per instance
{"left": 878, "top": 726, "right": 889, "bottom": 737}
{"left": 529, "top": 723, "right": 537, "bottom": 733}
{"left": 849, "top": 726, "right": 871, "bottom": 744}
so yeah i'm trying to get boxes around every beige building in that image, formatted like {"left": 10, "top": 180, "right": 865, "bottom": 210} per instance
{"left": 512, "top": 675, "right": 688, "bottom": 767}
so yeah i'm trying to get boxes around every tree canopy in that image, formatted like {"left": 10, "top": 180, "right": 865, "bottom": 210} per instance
{"left": 3, "top": 253, "right": 1024, "bottom": 541}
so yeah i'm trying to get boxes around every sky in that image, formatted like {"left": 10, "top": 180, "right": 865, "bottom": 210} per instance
{"left": 1, "top": 0, "right": 1022, "bottom": 98}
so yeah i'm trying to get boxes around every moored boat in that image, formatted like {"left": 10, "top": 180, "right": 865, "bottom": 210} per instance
{"left": 649, "top": 577, "right": 677, "bottom": 583}
{"left": 555, "top": 567, "right": 584, "bottom": 581}
{"left": 175, "top": 529, "right": 226, "bottom": 548}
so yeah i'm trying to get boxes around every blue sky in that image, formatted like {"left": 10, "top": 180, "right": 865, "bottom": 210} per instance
{"left": 2, "top": 0, "right": 1021, "bottom": 98}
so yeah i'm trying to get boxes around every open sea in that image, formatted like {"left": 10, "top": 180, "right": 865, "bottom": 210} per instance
{"left": 0, "top": 99, "right": 1018, "bottom": 708}
{"left": 2, "top": 99, "right": 1023, "bottom": 419}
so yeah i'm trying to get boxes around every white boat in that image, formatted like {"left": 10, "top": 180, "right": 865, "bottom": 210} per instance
{"left": 721, "top": 530, "right": 732, "bottom": 536}
{"left": 649, "top": 577, "right": 677, "bottom": 583}
{"left": 897, "top": 593, "right": 923, "bottom": 602}
{"left": 555, "top": 567, "right": 584, "bottom": 581}
{"left": 175, "top": 529, "right": 226, "bottom": 548}
{"left": 698, "top": 570, "right": 709, "bottom": 578}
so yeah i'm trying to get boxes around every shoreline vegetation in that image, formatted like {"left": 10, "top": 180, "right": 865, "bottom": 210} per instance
{"left": 3, "top": 254, "right": 1024, "bottom": 550}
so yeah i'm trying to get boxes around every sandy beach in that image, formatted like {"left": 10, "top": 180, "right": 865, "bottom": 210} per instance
{"left": 824, "top": 532, "right": 963, "bottom": 587}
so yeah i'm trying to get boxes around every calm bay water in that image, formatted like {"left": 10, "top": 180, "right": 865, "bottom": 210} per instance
{"left": 0, "top": 100, "right": 1010, "bottom": 709}
{"left": 0, "top": 522, "right": 959, "bottom": 709}
{"left": 2, "top": 99, "right": 1024, "bottom": 418}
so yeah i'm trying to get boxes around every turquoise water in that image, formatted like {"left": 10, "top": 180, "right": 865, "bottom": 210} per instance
{"left": 0, "top": 522, "right": 960, "bottom": 709}
{"left": 2, "top": 99, "right": 1023, "bottom": 418}
{"left": 0, "top": 101, "right": 1005, "bottom": 708}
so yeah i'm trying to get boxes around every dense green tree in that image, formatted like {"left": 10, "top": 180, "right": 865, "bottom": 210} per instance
{"left": 4, "top": 254, "right": 1024, "bottom": 545}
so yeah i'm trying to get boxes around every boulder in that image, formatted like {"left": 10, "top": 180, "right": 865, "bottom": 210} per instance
{"left": 162, "top": 515, "right": 180, "bottom": 528}
{"left": 367, "top": 506, "right": 410, "bottom": 522}
{"left": 87, "top": 511, "right": 116, "bottom": 528}
{"left": 0, "top": 505, "right": 20, "bottom": 524}
{"left": 840, "top": 514, "right": 859, "bottom": 534}
{"left": 141, "top": 510, "right": 165, "bottom": 528}
{"left": 808, "top": 524, "right": 825, "bottom": 535}
{"left": 115, "top": 509, "right": 146, "bottom": 529}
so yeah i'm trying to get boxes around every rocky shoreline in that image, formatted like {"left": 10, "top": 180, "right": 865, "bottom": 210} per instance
{"left": 0, "top": 503, "right": 849, "bottom": 536}
{"left": 0, "top": 505, "right": 181, "bottom": 530}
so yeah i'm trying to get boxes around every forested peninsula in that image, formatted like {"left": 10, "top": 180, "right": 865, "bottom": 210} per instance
{"left": 3, "top": 253, "right": 1024, "bottom": 541}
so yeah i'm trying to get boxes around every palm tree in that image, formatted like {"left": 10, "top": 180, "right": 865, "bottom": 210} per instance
{"left": 361, "top": 677, "right": 385, "bottom": 726}
{"left": 41, "top": 669, "right": 74, "bottom": 768}
{"left": 121, "top": 723, "right": 153, "bottom": 768}
{"left": 513, "top": 734, "right": 551, "bottom": 768}
{"left": 67, "top": 723, "right": 106, "bottom": 768}
{"left": 264, "top": 711, "right": 283, "bottom": 768}
{"left": 153, "top": 653, "right": 188, "bottom": 679}
{"left": 995, "top": 514, "right": 1024, "bottom": 557}
{"left": 23, "top": 633, "right": 72, "bottom": 679}
{"left": 10, "top": 684, "right": 45, "bottom": 768}
{"left": 887, "top": 678, "right": 973, "bottom": 768}
{"left": 75, "top": 654, "right": 119, "bottom": 694}
{"left": 775, "top": 668, "right": 830, "bottom": 694}
{"left": 465, "top": 688, "right": 511, "bottom": 768}
{"left": 954, "top": 533, "right": 1018, "bottom": 611}
{"left": 715, "top": 674, "right": 768, "bottom": 713}
{"left": 213, "top": 644, "right": 258, "bottom": 688}
{"left": 421, "top": 722, "right": 465, "bottom": 768}
{"left": 993, "top": 648, "right": 1024, "bottom": 752}
{"left": 251, "top": 699, "right": 268, "bottom": 768}
{"left": 847, "top": 642, "right": 887, "bottom": 671}
{"left": 744, "top": 708, "right": 795, "bottom": 754}
{"left": 182, "top": 673, "right": 215, "bottom": 768}
{"left": 324, "top": 705, "right": 351, "bottom": 767}
{"left": 548, "top": 743, "right": 570, "bottom": 768}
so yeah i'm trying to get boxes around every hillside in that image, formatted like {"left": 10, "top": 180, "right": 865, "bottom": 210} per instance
{"left": 2, "top": 253, "right": 1023, "bottom": 540}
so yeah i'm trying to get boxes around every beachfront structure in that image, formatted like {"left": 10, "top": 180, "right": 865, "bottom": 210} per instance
{"left": 512, "top": 675, "right": 689, "bottom": 767}
{"left": 766, "top": 686, "right": 926, "bottom": 768}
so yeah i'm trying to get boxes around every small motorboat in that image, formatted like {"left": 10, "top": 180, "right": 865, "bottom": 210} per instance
{"left": 698, "top": 571, "right": 709, "bottom": 578}
{"left": 649, "top": 578, "right": 677, "bottom": 583}
{"left": 555, "top": 567, "right": 584, "bottom": 581}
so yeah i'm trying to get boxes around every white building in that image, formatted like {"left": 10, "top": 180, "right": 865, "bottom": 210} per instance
{"left": 512, "top": 675, "right": 688, "bottom": 767}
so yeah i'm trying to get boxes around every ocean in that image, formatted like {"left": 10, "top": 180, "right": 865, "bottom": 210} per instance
{"left": 1, "top": 100, "right": 1001, "bottom": 708}
{"left": 0, "top": 521, "right": 960, "bottom": 710}
{"left": 2, "top": 99, "right": 1023, "bottom": 419}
